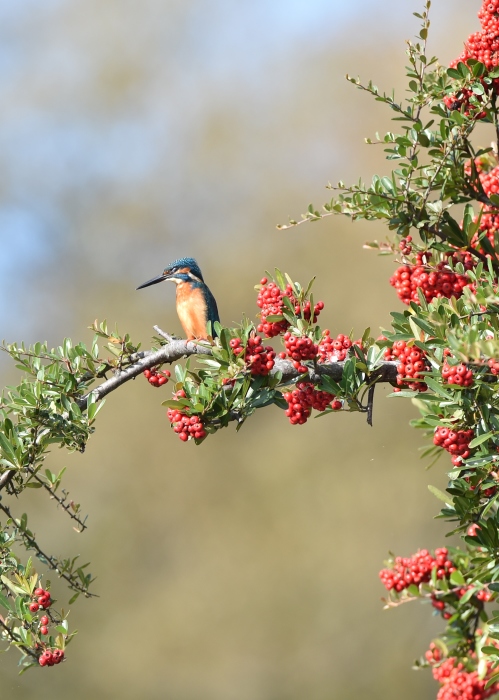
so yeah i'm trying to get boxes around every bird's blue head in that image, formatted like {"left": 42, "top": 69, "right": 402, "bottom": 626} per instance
{"left": 136, "top": 257, "right": 205, "bottom": 290}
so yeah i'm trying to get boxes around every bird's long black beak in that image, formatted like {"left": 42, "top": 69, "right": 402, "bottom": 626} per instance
{"left": 136, "top": 273, "right": 169, "bottom": 290}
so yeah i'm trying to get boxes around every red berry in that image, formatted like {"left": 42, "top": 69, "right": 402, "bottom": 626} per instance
{"left": 29, "top": 602, "right": 39, "bottom": 613}
{"left": 40, "top": 615, "right": 49, "bottom": 626}
{"left": 467, "top": 523, "right": 481, "bottom": 537}
{"left": 52, "top": 649, "right": 64, "bottom": 664}
{"left": 40, "top": 626, "right": 48, "bottom": 635}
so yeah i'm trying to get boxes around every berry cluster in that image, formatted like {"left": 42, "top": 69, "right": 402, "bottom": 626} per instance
{"left": 442, "top": 0, "right": 499, "bottom": 117}
{"left": 317, "top": 331, "right": 363, "bottom": 363}
{"left": 433, "top": 427, "right": 474, "bottom": 466}
{"left": 256, "top": 278, "right": 324, "bottom": 337}
{"left": 488, "top": 357, "right": 499, "bottom": 375}
{"left": 399, "top": 235, "right": 413, "bottom": 255}
{"left": 143, "top": 368, "right": 171, "bottom": 387}
{"left": 456, "top": 0, "right": 499, "bottom": 73}
{"left": 441, "top": 361, "right": 474, "bottom": 387}
{"left": 167, "top": 411, "right": 207, "bottom": 442}
{"left": 229, "top": 335, "right": 276, "bottom": 375}
{"left": 38, "top": 648, "right": 65, "bottom": 667}
{"left": 256, "top": 279, "right": 296, "bottom": 337}
{"left": 29, "top": 587, "right": 51, "bottom": 612}
{"left": 390, "top": 252, "right": 473, "bottom": 305}
{"left": 430, "top": 585, "right": 492, "bottom": 620}
{"left": 429, "top": 655, "right": 499, "bottom": 700}
{"left": 469, "top": 165, "right": 499, "bottom": 253}
{"left": 384, "top": 340, "right": 430, "bottom": 392}
{"left": 166, "top": 390, "right": 206, "bottom": 442}
{"left": 443, "top": 86, "right": 486, "bottom": 118}
{"left": 283, "top": 333, "right": 318, "bottom": 373}
{"left": 283, "top": 382, "right": 341, "bottom": 425}
{"left": 300, "top": 299, "right": 324, "bottom": 322}
{"left": 473, "top": 207, "right": 499, "bottom": 253}
{"left": 379, "top": 548, "right": 456, "bottom": 593}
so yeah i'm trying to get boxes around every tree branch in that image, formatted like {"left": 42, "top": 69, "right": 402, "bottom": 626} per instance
{"left": 78, "top": 333, "right": 399, "bottom": 408}
{"left": 0, "top": 329, "right": 399, "bottom": 493}
{"left": 77, "top": 336, "right": 213, "bottom": 408}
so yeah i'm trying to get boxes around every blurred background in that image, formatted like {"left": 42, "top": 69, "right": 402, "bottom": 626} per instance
{"left": 0, "top": 1, "right": 482, "bottom": 698}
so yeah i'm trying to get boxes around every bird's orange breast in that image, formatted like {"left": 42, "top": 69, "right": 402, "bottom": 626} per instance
{"left": 176, "top": 283, "right": 208, "bottom": 339}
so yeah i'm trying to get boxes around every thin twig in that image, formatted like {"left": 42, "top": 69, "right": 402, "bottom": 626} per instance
{"left": 0, "top": 617, "right": 38, "bottom": 660}
{"left": 0, "top": 503, "right": 95, "bottom": 597}
{"left": 153, "top": 326, "right": 174, "bottom": 342}
{"left": 25, "top": 467, "right": 87, "bottom": 532}
{"left": 367, "top": 384, "right": 376, "bottom": 427}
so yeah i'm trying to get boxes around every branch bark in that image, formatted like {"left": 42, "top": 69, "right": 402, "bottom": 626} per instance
{"left": 0, "top": 328, "right": 399, "bottom": 492}
{"left": 78, "top": 336, "right": 399, "bottom": 408}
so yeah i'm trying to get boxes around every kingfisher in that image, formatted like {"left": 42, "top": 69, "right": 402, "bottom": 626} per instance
{"left": 136, "top": 257, "right": 220, "bottom": 340}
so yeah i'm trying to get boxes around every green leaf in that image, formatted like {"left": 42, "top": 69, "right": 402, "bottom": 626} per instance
{"left": 428, "top": 484, "right": 451, "bottom": 504}
{"left": 55, "top": 620, "right": 69, "bottom": 634}
{"left": 468, "top": 432, "right": 495, "bottom": 449}
{"left": 482, "top": 646, "right": 499, "bottom": 657}
{"left": 0, "top": 592, "right": 11, "bottom": 611}
{"left": 0, "top": 433, "right": 19, "bottom": 468}
{"left": 450, "top": 570, "right": 465, "bottom": 586}
{"left": 274, "top": 268, "right": 287, "bottom": 291}
{"left": 486, "top": 673, "right": 499, "bottom": 691}
{"left": 1, "top": 576, "right": 27, "bottom": 597}
{"left": 424, "top": 377, "right": 455, "bottom": 401}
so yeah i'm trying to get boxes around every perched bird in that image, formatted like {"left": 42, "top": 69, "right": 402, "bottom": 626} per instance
{"left": 136, "top": 257, "right": 220, "bottom": 340}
